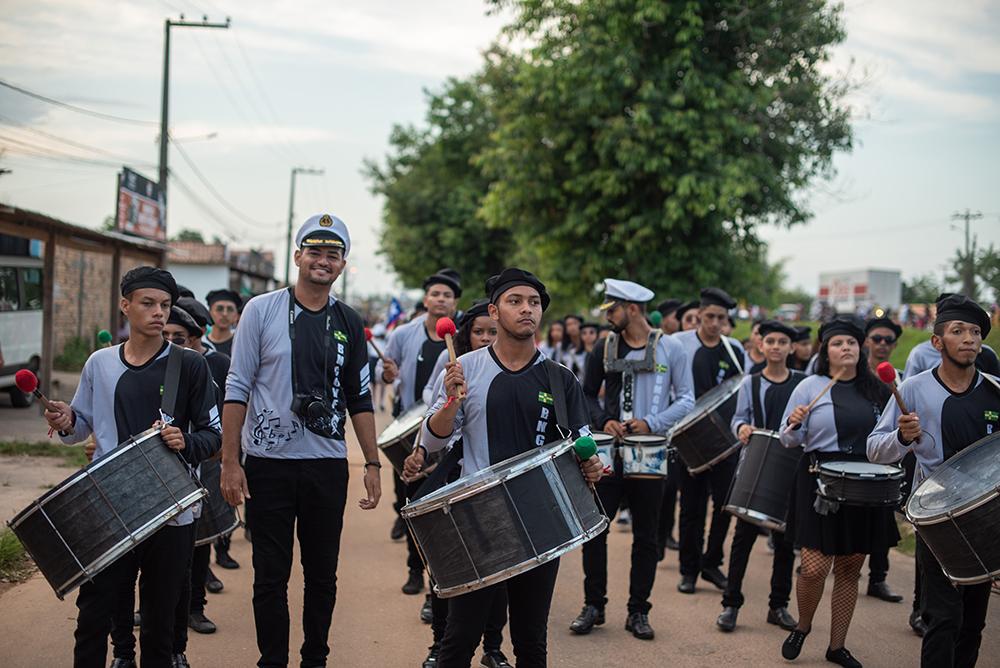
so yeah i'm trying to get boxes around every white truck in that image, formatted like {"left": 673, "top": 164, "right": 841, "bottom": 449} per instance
{"left": 818, "top": 268, "right": 902, "bottom": 315}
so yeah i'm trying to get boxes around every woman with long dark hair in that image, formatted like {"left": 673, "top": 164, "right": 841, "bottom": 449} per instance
{"left": 539, "top": 319, "right": 565, "bottom": 361}
{"left": 778, "top": 316, "right": 897, "bottom": 668}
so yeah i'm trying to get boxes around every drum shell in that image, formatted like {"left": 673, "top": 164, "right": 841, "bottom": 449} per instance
{"left": 8, "top": 430, "right": 206, "bottom": 599}
{"left": 194, "top": 460, "right": 240, "bottom": 547}
{"left": 909, "top": 494, "right": 1000, "bottom": 585}
{"left": 725, "top": 430, "right": 800, "bottom": 531}
{"left": 671, "top": 387, "right": 740, "bottom": 474}
{"left": 817, "top": 463, "right": 903, "bottom": 507}
{"left": 621, "top": 435, "right": 669, "bottom": 479}
{"left": 591, "top": 432, "right": 616, "bottom": 474}
{"left": 377, "top": 403, "right": 427, "bottom": 476}
{"left": 401, "top": 441, "right": 607, "bottom": 598}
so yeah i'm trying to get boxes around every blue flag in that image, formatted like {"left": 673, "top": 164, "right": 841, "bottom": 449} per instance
{"left": 386, "top": 297, "right": 403, "bottom": 327}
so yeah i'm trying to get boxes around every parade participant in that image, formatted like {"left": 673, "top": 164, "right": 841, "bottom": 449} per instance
{"left": 673, "top": 288, "right": 745, "bottom": 594}
{"left": 379, "top": 267, "right": 461, "bottom": 596}
{"left": 539, "top": 319, "right": 565, "bottom": 360}
{"left": 409, "top": 268, "right": 603, "bottom": 668}
{"left": 43, "top": 266, "right": 221, "bottom": 668}
{"left": 204, "top": 289, "right": 242, "bottom": 358}
{"left": 580, "top": 322, "right": 600, "bottom": 354}
{"left": 656, "top": 299, "right": 682, "bottom": 335}
{"left": 219, "top": 214, "right": 381, "bottom": 668}
{"left": 904, "top": 294, "right": 1000, "bottom": 378}
{"left": 571, "top": 279, "right": 694, "bottom": 640}
{"left": 563, "top": 314, "right": 587, "bottom": 380}
{"left": 676, "top": 300, "right": 700, "bottom": 332}
{"left": 717, "top": 320, "right": 804, "bottom": 633}
{"left": 779, "top": 316, "right": 897, "bottom": 668}
{"left": 788, "top": 327, "right": 813, "bottom": 371}
{"left": 745, "top": 320, "right": 766, "bottom": 373}
{"left": 862, "top": 317, "right": 905, "bottom": 605}
{"left": 868, "top": 294, "right": 997, "bottom": 668}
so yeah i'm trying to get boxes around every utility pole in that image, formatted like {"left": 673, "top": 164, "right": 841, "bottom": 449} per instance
{"left": 284, "top": 167, "right": 325, "bottom": 285}
{"left": 951, "top": 209, "right": 983, "bottom": 297}
{"left": 159, "top": 14, "right": 230, "bottom": 230}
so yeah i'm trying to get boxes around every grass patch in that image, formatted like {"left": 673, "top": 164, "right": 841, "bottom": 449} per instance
{"left": 0, "top": 529, "right": 34, "bottom": 583}
{"left": 894, "top": 518, "right": 916, "bottom": 557}
{"left": 0, "top": 441, "right": 88, "bottom": 468}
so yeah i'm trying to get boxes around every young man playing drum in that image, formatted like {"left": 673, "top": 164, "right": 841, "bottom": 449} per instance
{"left": 868, "top": 294, "right": 999, "bottom": 668}
{"left": 43, "top": 266, "right": 222, "bottom": 668}
{"left": 571, "top": 279, "right": 694, "bottom": 640}
{"left": 717, "top": 320, "right": 804, "bottom": 633}
{"left": 673, "top": 287, "right": 746, "bottom": 594}
{"left": 408, "top": 268, "right": 603, "bottom": 668}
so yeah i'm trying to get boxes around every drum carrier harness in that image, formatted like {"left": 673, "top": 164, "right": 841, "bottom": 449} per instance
{"left": 602, "top": 330, "right": 662, "bottom": 422}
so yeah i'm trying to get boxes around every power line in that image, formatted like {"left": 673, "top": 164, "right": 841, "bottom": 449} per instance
{"left": 170, "top": 137, "right": 272, "bottom": 226}
{"left": 0, "top": 113, "right": 152, "bottom": 164}
{"left": 0, "top": 134, "right": 155, "bottom": 169}
{"left": 0, "top": 78, "right": 157, "bottom": 126}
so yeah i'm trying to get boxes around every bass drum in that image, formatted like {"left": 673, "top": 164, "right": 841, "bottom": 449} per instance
{"left": 377, "top": 402, "right": 428, "bottom": 476}
{"left": 669, "top": 375, "right": 742, "bottom": 473}
{"left": 724, "top": 429, "right": 800, "bottom": 531}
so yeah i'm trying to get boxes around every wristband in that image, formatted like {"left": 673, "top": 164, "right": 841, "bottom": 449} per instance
{"left": 364, "top": 461, "right": 381, "bottom": 469}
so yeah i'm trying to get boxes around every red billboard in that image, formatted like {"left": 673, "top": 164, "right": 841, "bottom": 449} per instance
{"left": 116, "top": 167, "right": 165, "bottom": 241}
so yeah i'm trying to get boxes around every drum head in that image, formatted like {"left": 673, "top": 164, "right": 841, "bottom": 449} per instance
{"left": 819, "top": 461, "right": 902, "bottom": 477}
{"left": 671, "top": 375, "right": 743, "bottom": 436}
{"left": 623, "top": 434, "right": 667, "bottom": 446}
{"left": 377, "top": 402, "right": 427, "bottom": 446}
{"left": 908, "top": 432, "right": 1000, "bottom": 520}
{"left": 591, "top": 432, "right": 615, "bottom": 445}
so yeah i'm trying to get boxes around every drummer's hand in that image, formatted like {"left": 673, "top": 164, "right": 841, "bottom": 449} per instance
{"left": 787, "top": 405, "right": 809, "bottom": 428}
{"left": 580, "top": 454, "right": 604, "bottom": 483}
{"left": 898, "top": 412, "right": 922, "bottom": 444}
{"left": 623, "top": 419, "right": 650, "bottom": 435}
{"left": 160, "top": 425, "right": 185, "bottom": 452}
{"left": 403, "top": 448, "right": 425, "bottom": 481}
{"left": 43, "top": 400, "right": 74, "bottom": 432}
{"left": 381, "top": 358, "right": 399, "bottom": 383}
{"left": 220, "top": 461, "right": 250, "bottom": 506}
{"left": 444, "top": 361, "right": 467, "bottom": 402}
{"left": 603, "top": 419, "right": 626, "bottom": 439}
{"left": 360, "top": 465, "right": 381, "bottom": 510}
{"left": 737, "top": 424, "right": 753, "bottom": 445}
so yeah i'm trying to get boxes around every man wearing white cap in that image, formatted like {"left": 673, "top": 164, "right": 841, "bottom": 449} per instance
{"left": 220, "top": 214, "right": 382, "bottom": 668}
{"left": 570, "top": 279, "right": 695, "bottom": 641}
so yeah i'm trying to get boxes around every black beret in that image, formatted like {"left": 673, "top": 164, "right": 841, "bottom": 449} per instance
{"left": 865, "top": 317, "right": 902, "bottom": 338}
{"left": 177, "top": 285, "right": 195, "bottom": 299}
{"left": 205, "top": 289, "right": 243, "bottom": 310}
{"left": 935, "top": 294, "right": 991, "bottom": 337}
{"left": 700, "top": 287, "right": 737, "bottom": 310}
{"left": 458, "top": 298, "right": 490, "bottom": 329}
{"left": 121, "top": 266, "right": 178, "bottom": 304}
{"left": 167, "top": 306, "right": 201, "bottom": 337}
{"left": 486, "top": 267, "right": 550, "bottom": 311}
{"left": 758, "top": 320, "right": 798, "bottom": 341}
{"left": 793, "top": 326, "right": 812, "bottom": 343}
{"left": 675, "top": 300, "right": 700, "bottom": 322}
{"left": 656, "top": 298, "right": 682, "bottom": 316}
{"left": 423, "top": 267, "right": 462, "bottom": 298}
{"left": 176, "top": 297, "right": 211, "bottom": 329}
{"left": 819, "top": 315, "right": 866, "bottom": 344}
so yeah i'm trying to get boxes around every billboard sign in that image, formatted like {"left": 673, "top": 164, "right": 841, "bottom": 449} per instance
{"left": 116, "top": 167, "right": 165, "bottom": 241}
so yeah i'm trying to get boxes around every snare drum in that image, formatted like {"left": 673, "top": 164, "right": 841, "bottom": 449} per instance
{"left": 8, "top": 427, "right": 207, "bottom": 599}
{"left": 377, "top": 402, "right": 428, "bottom": 476}
{"left": 907, "top": 432, "right": 1000, "bottom": 585}
{"left": 592, "top": 432, "right": 616, "bottom": 474}
{"left": 725, "top": 430, "right": 800, "bottom": 531}
{"left": 621, "top": 434, "right": 669, "bottom": 479}
{"left": 816, "top": 461, "right": 904, "bottom": 507}
{"left": 401, "top": 439, "right": 608, "bottom": 598}
{"left": 194, "top": 460, "right": 240, "bottom": 547}
{"left": 669, "top": 375, "right": 742, "bottom": 473}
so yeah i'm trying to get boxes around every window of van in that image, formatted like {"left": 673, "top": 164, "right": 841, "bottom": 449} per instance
{"left": 21, "top": 267, "right": 42, "bottom": 310}
{"left": 0, "top": 267, "right": 17, "bottom": 311}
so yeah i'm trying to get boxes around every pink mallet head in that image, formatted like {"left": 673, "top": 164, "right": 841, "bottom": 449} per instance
{"left": 435, "top": 317, "right": 457, "bottom": 338}
{"left": 876, "top": 362, "right": 896, "bottom": 385}
{"left": 364, "top": 327, "right": 373, "bottom": 342}
{"left": 15, "top": 369, "right": 38, "bottom": 394}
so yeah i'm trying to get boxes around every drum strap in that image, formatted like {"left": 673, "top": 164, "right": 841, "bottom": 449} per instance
{"left": 161, "top": 343, "right": 183, "bottom": 420}
{"left": 751, "top": 373, "right": 765, "bottom": 430}
{"left": 544, "top": 359, "right": 571, "bottom": 439}
{"left": 720, "top": 335, "right": 744, "bottom": 374}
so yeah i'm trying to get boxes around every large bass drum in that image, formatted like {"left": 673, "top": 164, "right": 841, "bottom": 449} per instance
{"left": 8, "top": 428, "right": 206, "bottom": 599}
{"left": 725, "top": 429, "right": 800, "bottom": 531}
{"left": 401, "top": 439, "right": 607, "bottom": 598}
{"left": 669, "top": 375, "right": 742, "bottom": 474}
{"left": 377, "top": 402, "right": 428, "bottom": 476}
{"left": 906, "top": 432, "right": 1000, "bottom": 585}
{"left": 194, "top": 460, "right": 240, "bottom": 547}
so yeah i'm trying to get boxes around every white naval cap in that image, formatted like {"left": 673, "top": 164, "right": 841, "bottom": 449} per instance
{"left": 599, "top": 278, "right": 655, "bottom": 310}
{"left": 295, "top": 213, "right": 351, "bottom": 257}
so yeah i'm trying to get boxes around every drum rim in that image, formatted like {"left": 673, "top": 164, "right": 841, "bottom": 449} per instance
{"left": 194, "top": 515, "right": 242, "bottom": 547}
{"left": 432, "top": 514, "right": 609, "bottom": 598}
{"left": 591, "top": 432, "right": 616, "bottom": 444}
{"left": 905, "top": 433, "right": 1000, "bottom": 521}
{"left": 817, "top": 461, "right": 904, "bottom": 479}
{"left": 376, "top": 402, "right": 427, "bottom": 447}
{"left": 621, "top": 434, "right": 668, "bottom": 445}
{"left": 669, "top": 375, "right": 742, "bottom": 437}
{"left": 686, "top": 442, "right": 740, "bottom": 474}
{"left": 401, "top": 439, "right": 574, "bottom": 518}
{"left": 723, "top": 504, "right": 785, "bottom": 532}
{"left": 749, "top": 428, "right": 781, "bottom": 440}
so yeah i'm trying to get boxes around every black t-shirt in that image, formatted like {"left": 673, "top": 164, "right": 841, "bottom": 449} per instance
{"left": 830, "top": 380, "right": 880, "bottom": 456}
{"left": 204, "top": 349, "right": 230, "bottom": 413}
{"left": 935, "top": 368, "right": 1000, "bottom": 459}
{"left": 207, "top": 335, "right": 233, "bottom": 358}
{"left": 690, "top": 337, "right": 742, "bottom": 398}
{"left": 415, "top": 336, "right": 447, "bottom": 404}
{"left": 748, "top": 360, "right": 766, "bottom": 375}
{"left": 754, "top": 371, "right": 806, "bottom": 431}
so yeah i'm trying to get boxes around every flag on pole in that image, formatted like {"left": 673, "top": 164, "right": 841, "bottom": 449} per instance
{"left": 386, "top": 297, "right": 403, "bottom": 328}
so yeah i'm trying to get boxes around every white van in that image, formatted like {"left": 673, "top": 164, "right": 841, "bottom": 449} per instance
{"left": 0, "top": 256, "right": 43, "bottom": 407}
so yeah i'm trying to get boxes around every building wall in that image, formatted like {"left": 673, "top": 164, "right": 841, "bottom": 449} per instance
{"left": 52, "top": 246, "right": 113, "bottom": 354}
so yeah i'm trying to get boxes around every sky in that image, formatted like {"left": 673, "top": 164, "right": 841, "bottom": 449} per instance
{"left": 1, "top": 0, "right": 998, "bottom": 300}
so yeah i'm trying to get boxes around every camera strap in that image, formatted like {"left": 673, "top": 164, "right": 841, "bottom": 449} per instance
{"left": 286, "top": 287, "right": 332, "bottom": 400}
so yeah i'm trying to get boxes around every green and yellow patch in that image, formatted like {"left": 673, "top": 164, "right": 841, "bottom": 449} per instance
{"left": 538, "top": 391, "right": 554, "bottom": 406}
{"left": 333, "top": 330, "right": 348, "bottom": 343}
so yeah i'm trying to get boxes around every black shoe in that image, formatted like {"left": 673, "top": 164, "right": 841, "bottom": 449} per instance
{"left": 402, "top": 570, "right": 424, "bottom": 595}
{"left": 420, "top": 595, "right": 433, "bottom": 624}
{"left": 909, "top": 610, "right": 928, "bottom": 637}
{"left": 701, "top": 567, "right": 728, "bottom": 590}
{"left": 716, "top": 606, "right": 738, "bottom": 632}
{"left": 767, "top": 606, "right": 797, "bottom": 631}
{"left": 111, "top": 659, "right": 136, "bottom": 668}
{"left": 569, "top": 604, "right": 605, "bottom": 635}
{"left": 171, "top": 654, "right": 191, "bottom": 668}
{"left": 480, "top": 650, "right": 512, "bottom": 668}
{"left": 391, "top": 516, "right": 406, "bottom": 541}
{"left": 866, "top": 581, "right": 903, "bottom": 603}
{"left": 132, "top": 610, "right": 141, "bottom": 627}
{"left": 625, "top": 612, "right": 654, "bottom": 640}
{"left": 677, "top": 574, "right": 696, "bottom": 594}
{"left": 205, "top": 567, "right": 224, "bottom": 594}
{"left": 782, "top": 628, "right": 809, "bottom": 660}
{"left": 826, "top": 646, "right": 863, "bottom": 668}
{"left": 422, "top": 644, "right": 439, "bottom": 668}
{"left": 665, "top": 536, "right": 680, "bottom": 551}
{"left": 215, "top": 549, "right": 239, "bottom": 570}
{"left": 188, "top": 611, "right": 217, "bottom": 634}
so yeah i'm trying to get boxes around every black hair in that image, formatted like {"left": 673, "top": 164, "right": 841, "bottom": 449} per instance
{"left": 546, "top": 319, "right": 565, "bottom": 348}
{"left": 814, "top": 339, "right": 890, "bottom": 407}
{"left": 564, "top": 314, "right": 583, "bottom": 325}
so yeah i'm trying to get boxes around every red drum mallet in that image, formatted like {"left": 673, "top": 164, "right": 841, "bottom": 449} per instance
{"left": 364, "top": 327, "right": 385, "bottom": 362}
{"left": 435, "top": 316, "right": 465, "bottom": 401}
{"left": 15, "top": 369, "right": 55, "bottom": 411}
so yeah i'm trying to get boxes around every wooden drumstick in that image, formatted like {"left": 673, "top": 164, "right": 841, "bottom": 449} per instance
{"left": 436, "top": 317, "right": 465, "bottom": 400}
{"left": 783, "top": 367, "right": 845, "bottom": 434}
{"left": 364, "top": 327, "right": 385, "bottom": 361}
{"left": 876, "top": 362, "right": 920, "bottom": 443}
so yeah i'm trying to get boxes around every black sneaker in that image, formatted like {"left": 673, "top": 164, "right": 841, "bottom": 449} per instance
{"left": 909, "top": 610, "right": 928, "bottom": 637}
{"left": 767, "top": 606, "right": 797, "bottom": 631}
{"left": 215, "top": 549, "right": 240, "bottom": 570}
{"left": 188, "top": 611, "right": 217, "bottom": 634}
{"left": 625, "top": 612, "right": 654, "bottom": 640}
{"left": 664, "top": 536, "right": 680, "bottom": 551}
{"left": 205, "top": 567, "right": 224, "bottom": 594}
{"left": 825, "top": 646, "right": 862, "bottom": 668}
{"left": 422, "top": 644, "right": 439, "bottom": 668}
{"left": 782, "top": 628, "right": 809, "bottom": 660}
{"left": 110, "top": 659, "right": 136, "bottom": 668}
{"left": 171, "top": 654, "right": 191, "bottom": 668}
{"left": 701, "top": 567, "right": 728, "bottom": 590}
{"left": 420, "top": 595, "right": 433, "bottom": 624}
{"left": 402, "top": 569, "right": 424, "bottom": 595}
{"left": 391, "top": 516, "right": 407, "bottom": 541}
{"left": 866, "top": 581, "right": 902, "bottom": 603}
{"left": 677, "top": 574, "right": 696, "bottom": 594}
{"left": 569, "top": 605, "right": 605, "bottom": 635}
{"left": 716, "top": 606, "right": 738, "bottom": 632}
{"left": 480, "top": 650, "right": 512, "bottom": 668}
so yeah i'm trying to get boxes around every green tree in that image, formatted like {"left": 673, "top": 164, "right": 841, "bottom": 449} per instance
{"left": 171, "top": 228, "right": 205, "bottom": 243}
{"left": 901, "top": 273, "right": 941, "bottom": 304}
{"left": 363, "top": 74, "right": 514, "bottom": 304}
{"left": 479, "top": 0, "right": 853, "bottom": 309}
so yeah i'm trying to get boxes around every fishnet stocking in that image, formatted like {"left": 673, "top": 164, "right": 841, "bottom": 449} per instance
{"left": 829, "top": 553, "right": 865, "bottom": 650}
{"left": 795, "top": 547, "right": 832, "bottom": 632}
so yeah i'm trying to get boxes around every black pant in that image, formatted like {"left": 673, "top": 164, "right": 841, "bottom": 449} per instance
{"left": 76, "top": 523, "right": 194, "bottom": 668}
{"left": 656, "top": 459, "right": 679, "bottom": 552}
{"left": 868, "top": 547, "right": 889, "bottom": 584}
{"left": 189, "top": 543, "right": 210, "bottom": 614}
{"left": 917, "top": 538, "right": 990, "bottom": 668}
{"left": 245, "top": 456, "right": 349, "bottom": 668}
{"left": 582, "top": 468, "right": 664, "bottom": 614}
{"left": 393, "top": 470, "right": 406, "bottom": 516}
{"left": 438, "top": 559, "right": 559, "bottom": 668}
{"left": 404, "top": 479, "right": 424, "bottom": 572}
{"left": 678, "top": 453, "right": 737, "bottom": 576}
{"left": 722, "top": 519, "right": 794, "bottom": 610}
{"left": 431, "top": 586, "right": 508, "bottom": 651}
